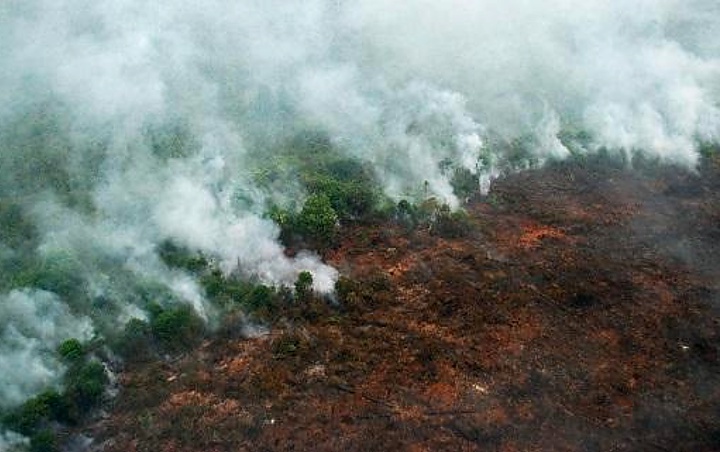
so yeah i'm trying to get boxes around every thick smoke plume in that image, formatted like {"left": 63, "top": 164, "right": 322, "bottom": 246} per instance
{"left": 0, "top": 0, "right": 718, "bottom": 414}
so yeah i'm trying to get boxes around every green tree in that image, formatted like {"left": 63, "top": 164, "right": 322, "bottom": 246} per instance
{"left": 157, "top": 240, "right": 208, "bottom": 273}
{"left": 297, "top": 194, "right": 338, "bottom": 245}
{"left": 29, "top": 429, "right": 58, "bottom": 452}
{"left": 57, "top": 338, "right": 84, "bottom": 362}
{"left": 150, "top": 304, "right": 204, "bottom": 352}
{"left": 115, "top": 318, "right": 153, "bottom": 361}
{"left": 294, "top": 271, "right": 313, "bottom": 299}
{"left": 64, "top": 360, "right": 108, "bottom": 411}
{"left": 431, "top": 204, "right": 472, "bottom": 238}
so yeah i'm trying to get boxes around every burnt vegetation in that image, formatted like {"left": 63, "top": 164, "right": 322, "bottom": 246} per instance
{"left": 3, "top": 137, "right": 720, "bottom": 451}
{"left": 74, "top": 146, "right": 720, "bottom": 451}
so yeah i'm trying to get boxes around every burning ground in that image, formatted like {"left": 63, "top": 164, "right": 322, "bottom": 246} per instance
{"left": 86, "top": 154, "right": 720, "bottom": 452}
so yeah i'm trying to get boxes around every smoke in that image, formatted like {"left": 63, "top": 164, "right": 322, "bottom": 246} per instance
{"left": 0, "top": 289, "right": 93, "bottom": 408}
{"left": 0, "top": 0, "right": 718, "bottom": 415}
{"left": 0, "top": 430, "right": 28, "bottom": 451}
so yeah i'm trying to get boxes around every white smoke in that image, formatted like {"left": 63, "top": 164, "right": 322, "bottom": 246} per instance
{"left": 0, "top": 0, "right": 718, "bottom": 413}
{"left": 0, "top": 430, "right": 28, "bottom": 451}
{"left": 345, "top": 0, "right": 720, "bottom": 163}
{"left": 0, "top": 289, "right": 93, "bottom": 409}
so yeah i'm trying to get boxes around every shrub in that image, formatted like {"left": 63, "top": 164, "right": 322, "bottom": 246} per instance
{"left": 116, "top": 318, "right": 153, "bottom": 361}
{"left": 244, "top": 284, "right": 275, "bottom": 311}
{"left": 297, "top": 194, "right": 338, "bottom": 245}
{"left": 157, "top": 240, "right": 209, "bottom": 273}
{"left": 431, "top": 204, "right": 472, "bottom": 238}
{"left": 450, "top": 167, "right": 480, "bottom": 200}
{"left": 29, "top": 429, "right": 58, "bottom": 452}
{"left": 64, "top": 360, "right": 108, "bottom": 412}
{"left": 698, "top": 142, "right": 719, "bottom": 159}
{"left": 0, "top": 355, "right": 109, "bottom": 444}
{"left": 57, "top": 339, "right": 84, "bottom": 362}
{"left": 334, "top": 276, "right": 359, "bottom": 304}
{"left": 267, "top": 205, "right": 293, "bottom": 230}
{"left": 1, "top": 390, "right": 69, "bottom": 436}
{"left": 304, "top": 173, "right": 378, "bottom": 220}
{"left": 150, "top": 305, "right": 204, "bottom": 352}
{"left": 2, "top": 397, "right": 50, "bottom": 436}
{"left": 294, "top": 271, "right": 313, "bottom": 300}
{"left": 10, "top": 257, "right": 84, "bottom": 299}
{"left": 37, "top": 390, "right": 71, "bottom": 425}
{"left": 201, "top": 269, "right": 281, "bottom": 314}
{"left": 395, "top": 199, "right": 419, "bottom": 230}
{"left": 260, "top": 135, "right": 387, "bottom": 226}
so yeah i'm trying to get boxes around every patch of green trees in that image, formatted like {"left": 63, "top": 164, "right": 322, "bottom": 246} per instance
{"left": 1, "top": 339, "right": 109, "bottom": 452}
{"left": 257, "top": 132, "right": 390, "bottom": 249}
{"left": 114, "top": 302, "right": 205, "bottom": 360}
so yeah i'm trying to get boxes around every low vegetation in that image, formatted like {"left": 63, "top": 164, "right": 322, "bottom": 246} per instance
{"left": 1, "top": 340, "right": 109, "bottom": 452}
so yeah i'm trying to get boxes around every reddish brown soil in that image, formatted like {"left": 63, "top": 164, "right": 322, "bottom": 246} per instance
{"left": 90, "top": 157, "right": 720, "bottom": 452}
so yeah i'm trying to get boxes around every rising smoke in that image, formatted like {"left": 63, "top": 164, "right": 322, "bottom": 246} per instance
{"left": 0, "top": 0, "right": 718, "bottom": 413}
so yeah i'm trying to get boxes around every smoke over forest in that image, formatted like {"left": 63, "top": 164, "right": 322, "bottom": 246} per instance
{"left": 0, "top": 0, "right": 718, "bottom": 447}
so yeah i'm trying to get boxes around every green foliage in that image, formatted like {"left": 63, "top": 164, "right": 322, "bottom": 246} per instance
{"left": 57, "top": 338, "right": 84, "bottom": 362}
{"left": 258, "top": 132, "right": 389, "bottom": 241}
{"left": 64, "top": 360, "right": 109, "bottom": 412}
{"left": 294, "top": 271, "right": 313, "bottom": 299}
{"left": 29, "top": 430, "right": 58, "bottom": 452}
{"left": 254, "top": 132, "right": 402, "bottom": 254}
{"left": 431, "top": 205, "right": 472, "bottom": 238}
{"left": 392, "top": 197, "right": 473, "bottom": 238}
{"left": 244, "top": 285, "right": 276, "bottom": 311}
{"left": 34, "top": 391, "right": 70, "bottom": 425}
{"left": 267, "top": 205, "right": 293, "bottom": 230}
{"left": 149, "top": 304, "right": 204, "bottom": 352}
{"left": 199, "top": 269, "right": 227, "bottom": 301}
{"left": 450, "top": 167, "right": 480, "bottom": 199}
{"left": 300, "top": 156, "right": 380, "bottom": 221}
{"left": 2, "top": 396, "right": 50, "bottom": 436}
{"left": 296, "top": 194, "right": 338, "bottom": 245}
{"left": 304, "top": 174, "right": 378, "bottom": 220}
{"left": 1, "top": 344, "right": 112, "bottom": 440}
{"left": 558, "top": 127, "right": 593, "bottom": 155}
{"left": 1, "top": 390, "right": 69, "bottom": 436}
{"left": 439, "top": 157, "right": 480, "bottom": 200}
{"left": 477, "top": 134, "right": 544, "bottom": 173}
{"left": 394, "top": 199, "right": 419, "bottom": 230}
{"left": 157, "top": 240, "right": 209, "bottom": 273}
{"left": 698, "top": 141, "right": 719, "bottom": 159}
{"left": 9, "top": 254, "right": 84, "bottom": 299}
{"left": 115, "top": 318, "right": 153, "bottom": 361}
{"left": 288, "top": 130, "right": 334, "bottom": 155}
{"left": 325, "top": 158, "right": 366, "bottom": 181}
{"left": 200, "top": 269, "right": 281, "bottom": 314}
{"left": 505, "top": 135, "right": 542, "bottom": 167}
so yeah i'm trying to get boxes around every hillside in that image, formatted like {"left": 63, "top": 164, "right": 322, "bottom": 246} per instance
{"left": 85, "top": 156, "right": 720, "bottom": 452}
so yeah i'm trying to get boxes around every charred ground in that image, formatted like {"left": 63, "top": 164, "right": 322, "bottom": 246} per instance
{"left": 89, "top": 155, "right": 720, "bottom": 451}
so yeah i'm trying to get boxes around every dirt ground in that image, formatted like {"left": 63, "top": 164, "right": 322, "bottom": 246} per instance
{"left": 89, "top": 156, "right": 720, "bottom": 452}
